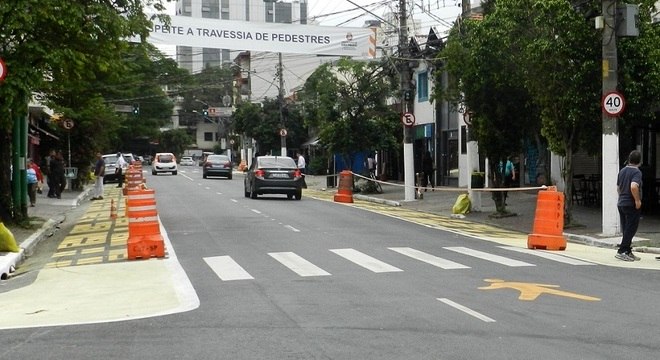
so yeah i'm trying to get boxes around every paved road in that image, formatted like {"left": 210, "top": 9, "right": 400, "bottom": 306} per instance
{"left": 1, "top": 166, "right": 659, "bottom": 359}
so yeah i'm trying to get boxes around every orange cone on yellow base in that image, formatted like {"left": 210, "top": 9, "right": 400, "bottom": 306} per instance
{"left": 527, "top": 186, "right": 566, "bottom": 250}
{"left": 333, "top": 170, "right": 354, "bottom": 203}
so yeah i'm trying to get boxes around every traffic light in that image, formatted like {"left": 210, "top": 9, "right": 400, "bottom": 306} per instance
{"left": 202, "top": 106, "right": 209, "bottom": 117}
{"left": 132, "top": 103, "right": 140, "bottom": 116}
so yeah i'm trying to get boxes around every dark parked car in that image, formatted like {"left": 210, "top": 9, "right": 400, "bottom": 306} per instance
{"left": 244, "top": 156, "right": 304, "bottom": 200}
{"left": 203, "top": 154, "right": 233, "bottom": 179}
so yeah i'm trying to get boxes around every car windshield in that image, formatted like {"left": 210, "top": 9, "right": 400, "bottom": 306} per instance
{"left": 208, "top": 155, "right": 229, "bottom": 163}
{"left": 258, "top": 157, "right": 296, "bottom": 169}
{"left": 103, "top": 156, "right": 117, "bottom": 164}
{"left": 158, "top": 154, "right": 174, "bottom": 163}
{"left": 182, "top": 157, "right": 192, "bottom": 161}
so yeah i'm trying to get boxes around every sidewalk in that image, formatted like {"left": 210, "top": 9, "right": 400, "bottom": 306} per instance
{"left": 303, "top": 174, "right": 660, "bottom": 253}
{"left": 1, "top": 186, "right": 92, "bottom": 280}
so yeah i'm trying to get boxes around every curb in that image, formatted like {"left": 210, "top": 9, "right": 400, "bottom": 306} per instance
{"left": 0, "top": 187, "right": 91, "bottom": 280}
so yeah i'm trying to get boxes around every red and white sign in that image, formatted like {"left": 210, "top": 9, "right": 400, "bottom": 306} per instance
{"left": 62, "top": 119, "right": 74, "bottom": 130}
{"left": 0, "top": 58, "right": 6, "bottom": 82}
{"left": 279, "top": 128, "right": 288, "bottom": 137}
{"left": 602, "top": 91, "right": 625, "bottom": 117}
{"left": 401, "top": 112, "right": 416, "bottom": 127}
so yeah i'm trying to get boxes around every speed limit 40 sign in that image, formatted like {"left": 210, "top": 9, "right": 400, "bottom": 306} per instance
{"left": 602, "top": 91, "right": 625, "bottom": 117}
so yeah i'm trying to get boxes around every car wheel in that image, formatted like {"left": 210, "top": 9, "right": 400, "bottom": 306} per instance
{"left": 152, "top": 171, "right": 157, "bottom": 175}
{"left": 287, "top": 194, "right": 293, "bottom": 200}
{"left": 227, "top": 174, "right": 232, "bottom": 180}
{"left": 295, "top": 189, "right": 302, "bottom": 200}
{"left": 203, "top": 174, "right": 207, "bottom": 179}
{"left": 250, "top": 185, "right": 258, "bottom": 199}
{"left": 173, "top": 171, "right": 177, "bottom": 175}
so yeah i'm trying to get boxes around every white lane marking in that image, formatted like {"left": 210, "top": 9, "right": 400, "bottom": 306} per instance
{"left": 230, "top": 199, "right": 238, "bottom": 203}
{"left": 269, "top": 252, "right": 331, "bottom": 277}
{"left": 330, "top": 248, "right": 403, "bottom": 273}
{"left": 204, "top": 187, "right": 211, "bottom": 190}
{"left": 181, "top": 174, "right": 194, "bottom": 181}
{"left": 389, "top": 247, "right": 470, "bottom": 270}
{"left": 203, "top": 256, "right": 254, "bottom": 281}
{"left": 498, "top": 246, "right": 596, "bottom": 265}
{"left": 284, "top": 225, "right": 300, "bottom": 232}
{"left": 251, "top": 209, "right": 262, "bottom": 214}
{"left": 437, "top": 298, "right": 496, "bottom": 323}
{"left": 216, "top": 192, "right": 223, "bottom": 195}
{"left": 444, "top": 246, "right": 535, "bottom": 267}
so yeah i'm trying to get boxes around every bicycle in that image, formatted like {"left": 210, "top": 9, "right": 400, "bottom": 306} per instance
{"left": 368, "top": 170, "right": 383, "bottom": 194}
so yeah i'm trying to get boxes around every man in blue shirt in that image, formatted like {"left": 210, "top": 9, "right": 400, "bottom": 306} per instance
{"left": 616, "top": 150, "right": 643, "bottom": 261}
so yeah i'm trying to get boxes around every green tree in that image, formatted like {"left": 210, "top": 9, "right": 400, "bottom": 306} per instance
{"left": 158, "top": 128, "right": 194, "bottom": 160}
{"left": 299, "top": 58, "right": 399, "bottom": 169}
{"left": 0, "top": 0, "right": 170, "bottom": 221}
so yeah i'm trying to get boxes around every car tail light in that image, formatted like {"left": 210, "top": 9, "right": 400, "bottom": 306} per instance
{"left": 204, "top": 162, "right": 211, "bottom": 168}
{"left": 293, "top": 169, "right": 302, "bottom": 178}
{"left": 224, "top": 161, "right": 231, "bottom": 168}
{"left": 255, "top": 169, "right": 266, "bottom": 178}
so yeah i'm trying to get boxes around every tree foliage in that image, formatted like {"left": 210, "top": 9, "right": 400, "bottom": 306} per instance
{"left": 299, "top": 58, "right": 400, "bottom": 169}
{"left": 0, "top": 0, "right": 170, "bottom": 221}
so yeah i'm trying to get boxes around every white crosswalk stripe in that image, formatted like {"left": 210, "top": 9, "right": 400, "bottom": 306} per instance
{"left": 269, "top": 252, "right": 331, "bottom": 277}
{"left": 498, "top": 246, "right": 596, "bottom": 265}
{"left": 330, "top": 248, "right": 403, "bottom": 273}
{"left": 204, "top": 245, "right": 598, "bottom": 281}
{"left": 444, "top": 246, "right": 536, "bottom": 267}
{"left": 388, "top": 247, "right": 470, "bottom": 269}
{"left": 204, "top": 255, "right": 254, "bottom": 281}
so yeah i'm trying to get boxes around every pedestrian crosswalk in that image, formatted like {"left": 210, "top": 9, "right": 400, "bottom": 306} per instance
{"left": 203, "top": 246, "right": 595, "bottom": 282}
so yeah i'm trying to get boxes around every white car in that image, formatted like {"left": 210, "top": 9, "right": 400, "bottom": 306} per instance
{"left": 180, "top": 156, "right": 195, "bottom": 166}
{"left": 152, "top": 153, "right": 178, "bottom": 175}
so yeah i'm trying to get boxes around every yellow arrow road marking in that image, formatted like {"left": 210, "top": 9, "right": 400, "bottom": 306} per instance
{"left": 479, "top": 279, "right": 601, "bottom": 301}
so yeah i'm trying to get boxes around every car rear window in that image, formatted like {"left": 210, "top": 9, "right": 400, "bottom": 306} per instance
{"left": 208, "top": 155, "right": 229, "bottom": 162}
{"left": 258, "top": 157, "right": 296, "bottom": 168}
{"left": 158, "top": 154, "right": 174, "bottom": 163}
{"left": 103, "top": 156, "right": 117, "bottom": 164}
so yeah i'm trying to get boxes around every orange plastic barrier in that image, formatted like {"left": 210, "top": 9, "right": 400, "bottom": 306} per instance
{"left": 123, "top": 168, "right": 144, "bottom": 195}
{"left": 125, "top": 188, "right": 165, "bottom": 260}
{"left": 527, "top": 186, "right": 567, "bottom": 250}
{"left": 333, "top": 170, "right": 354, "bottom": 203}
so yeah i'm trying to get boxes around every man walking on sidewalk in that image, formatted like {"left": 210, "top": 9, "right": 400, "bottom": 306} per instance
{"left": 91, "top": 152, "right": 105, "bottom": 200}
{"left": 616, "top": 149, "right": 642, "bottom": 261}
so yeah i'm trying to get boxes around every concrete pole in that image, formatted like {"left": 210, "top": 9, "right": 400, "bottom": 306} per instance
{"left": 400, "top": 0, "right": 415, "bottom": 201}
{"left": 601, "top": 0, "right": 620, "bottom": 236}
{"left": 278, "top": 52, "right": 287, "bottom": 157}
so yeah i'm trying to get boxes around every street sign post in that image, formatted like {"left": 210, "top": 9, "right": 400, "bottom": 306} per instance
{"left": 62, "top": 119, "right": 75, "bottom": 130}
{"left": 401, "top": 112, "right": 415, "bottom": 127}
{"left": 602, "top": 91, "right": 625, "bottom": 117}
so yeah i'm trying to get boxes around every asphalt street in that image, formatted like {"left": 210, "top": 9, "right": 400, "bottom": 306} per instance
{"left": 1, "top": 166, "right": 659, "bottom": 359}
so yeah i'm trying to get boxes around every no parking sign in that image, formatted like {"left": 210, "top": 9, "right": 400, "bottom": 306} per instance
{"left": 0, "top": 58, "right": 7, "bottom": 82}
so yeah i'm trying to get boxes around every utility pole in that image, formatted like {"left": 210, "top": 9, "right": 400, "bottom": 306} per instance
{"left": 601, "top": 0, "right": 619, "bottom": 236}
{"left": 278, "top": 52, "right": 287, "bottom": 157}
{"left": 400, "top": 0, "right": 415, "bottom": 201}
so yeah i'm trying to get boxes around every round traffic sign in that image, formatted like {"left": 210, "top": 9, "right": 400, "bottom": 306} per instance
{"left": 279, "top": 128, "right": 287, "bottom": 137}
{"left": 602, "top": 91, "right": 625, "bottom": 117}
{"left": 0, "top": 58, "right": 6, "bottom": 82}
{"left": 401, "top": 112, "right": 415, "bottom": 127}
{"left": 62, "top": 119, "right": 74, "bottom": 130}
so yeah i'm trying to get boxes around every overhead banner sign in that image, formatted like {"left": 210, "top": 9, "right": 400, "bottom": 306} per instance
{"left": 148, "top": 16, "right": 377, "bottom": 58}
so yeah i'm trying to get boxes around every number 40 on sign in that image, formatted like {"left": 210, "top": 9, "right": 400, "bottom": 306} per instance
{"left": 602, "top": 91, "right": 625, "bottom": 117}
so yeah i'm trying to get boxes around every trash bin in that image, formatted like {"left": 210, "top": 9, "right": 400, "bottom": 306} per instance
{"left": 471, "top": 172, "right": 484, "bottom": 188}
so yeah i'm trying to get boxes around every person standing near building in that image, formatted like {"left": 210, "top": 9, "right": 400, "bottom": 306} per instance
{"left": 42, "top": 149, "right": 55, "bottom": 198}
{"left": 422, "top": 151, "right": 434, "bottom": 192}
{"left": 296, "top": 151, "right": 306, "bottom": 175}
{"left": 115, "top": 152, "right": 127, "bottom": 188}
{"left": 49, "top": 151, "right": 65, "bottom": 199}
{"left": 615, "top": 149, "right": 643, "bottom": 261}
{"left": 26, "top": 158, "right": 43, "bottom": 207}
{"left": 91, "top": 152, "right": 105, "bottom": 200}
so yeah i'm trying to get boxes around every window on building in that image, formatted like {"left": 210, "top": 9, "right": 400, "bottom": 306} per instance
{"left": 204, "top": 132, "right": 213, "bottom": 141}
{"left": 417, "top": 71, "right": 429, "bottom": 102}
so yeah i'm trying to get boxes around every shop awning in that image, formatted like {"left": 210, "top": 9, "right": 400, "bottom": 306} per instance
{"left": 31, "top": 124, "right": 60, "bottom": 140}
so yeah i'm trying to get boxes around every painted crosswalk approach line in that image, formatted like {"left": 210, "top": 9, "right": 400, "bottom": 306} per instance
{"left": 269, "top": 252, "right": 331, "bottom": 277}
{"left": 437, "top": 298, "right": 496, "bottom": 323}
{"left": 329, "top": 248, "right": 403, "bottom": 273}
{"left": 388, "top": 247, "right": 470, "bottom": 270}
{"left": 204, "top": 255, "right": 254, "bottom": 281}
{"left": 444, "top": 246, "right": 536, "bottom": 267}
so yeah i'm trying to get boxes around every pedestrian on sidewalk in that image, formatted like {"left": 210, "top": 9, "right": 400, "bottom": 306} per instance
{"left": 26, "top": 158, "right": 43, "bottom": 207}
{"left": 50, "top": 151, "right": 65, "bottom": 199}
{"left": 91, "top": 152, "right": 105, "bottom": 200}
{"left": 422, "top": 151, "right": 434, "bottom": 192}
{"left": 616, "top": 149, "right": 643, "bottom": 261}
{"left": 115, "top": 152, "right": 127, "bottom": 188}
{"left": 42, "top": 149, "right": 55, "bottom": 198}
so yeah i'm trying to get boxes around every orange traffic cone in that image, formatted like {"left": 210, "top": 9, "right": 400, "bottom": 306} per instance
{"left": 110, "top": 199, "right": 117, "bottom": 219}
{"left": 333, "top": 170, "right": 354, "bottom": 203}
{"left": 527, "top": 186, "right": 566, "bottom": 250}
